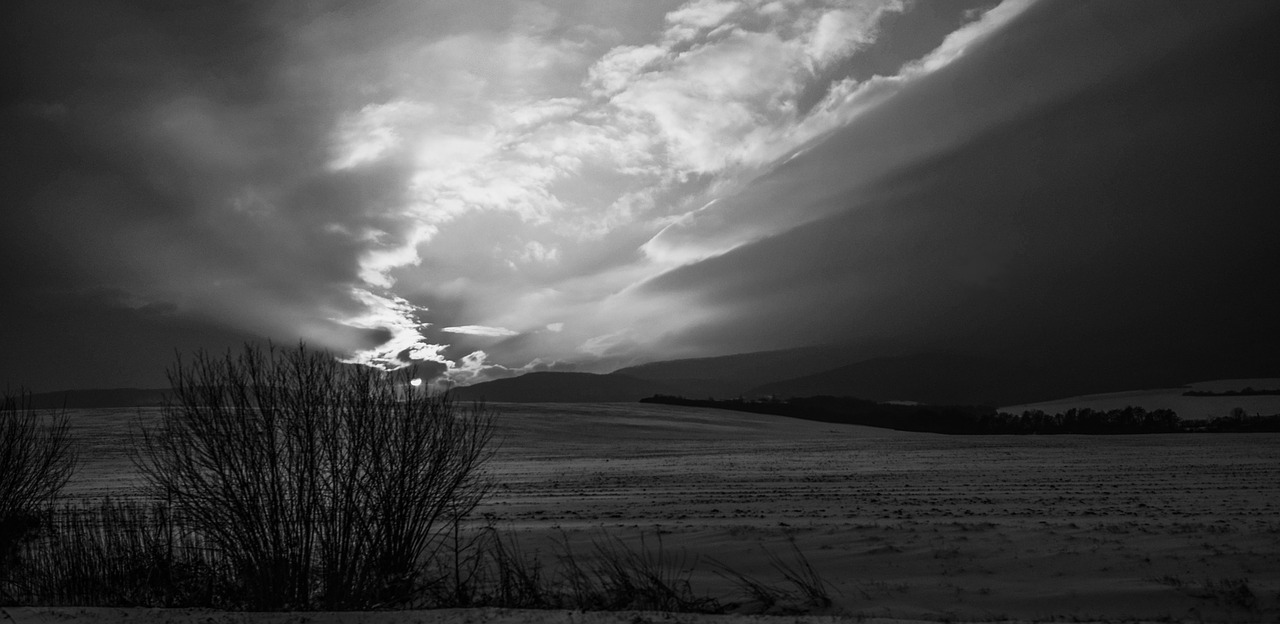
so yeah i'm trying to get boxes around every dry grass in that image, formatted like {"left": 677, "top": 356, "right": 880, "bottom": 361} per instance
{"left": 10, "top": 507, "right": 830, "bottom": 616}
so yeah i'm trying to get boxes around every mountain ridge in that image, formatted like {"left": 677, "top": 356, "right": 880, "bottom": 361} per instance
{"left": 12, "top": 388, "right": 171, "bottom": 409}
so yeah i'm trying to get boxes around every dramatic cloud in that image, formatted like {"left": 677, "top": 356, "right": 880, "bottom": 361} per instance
{"left": 3, "top": 0, "right": 1276, "bottom": 391}
{"left": 442, "top": 325, "right": 521, "bottom": 338}
{"left": 315, "top": 0, "right": 1027, "bottom": 378}
{"left": 633, "top": 0, "right": 1280, "bottom": 372}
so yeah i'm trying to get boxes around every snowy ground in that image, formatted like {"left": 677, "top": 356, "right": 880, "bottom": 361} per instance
{"left": 49, "top": 400, "right": 1280, "bottom": 622}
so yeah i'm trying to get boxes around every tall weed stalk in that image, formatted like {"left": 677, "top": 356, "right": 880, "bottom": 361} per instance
{"left": 12, "top": 500, "right": 224, "bottom": 607}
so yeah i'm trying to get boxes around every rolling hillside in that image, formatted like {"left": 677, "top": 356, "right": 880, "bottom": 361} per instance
{"left": 449, "top": 372, "right": 676, "bottom": 403}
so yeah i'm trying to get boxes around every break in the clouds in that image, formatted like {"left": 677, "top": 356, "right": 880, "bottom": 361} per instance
{"left": 3, "top": 0, "right": 1278, "bottom": 391}
{"left": 330, "top": 0, "right": 1044, "bottom": 382}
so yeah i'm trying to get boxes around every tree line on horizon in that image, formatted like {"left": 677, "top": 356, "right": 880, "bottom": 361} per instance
{"left": 1182, "top": 387, "right": 1280, "bottom": 397}
{"left": 640, "top": 395, "right": 1280, "bottom": 435}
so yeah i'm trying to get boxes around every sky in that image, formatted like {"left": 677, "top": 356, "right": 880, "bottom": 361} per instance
{"left": 2, "top": 0, "right": 1278, "bottom": 392}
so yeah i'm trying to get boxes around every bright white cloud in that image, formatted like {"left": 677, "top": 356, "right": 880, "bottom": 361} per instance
{"left": 337, "top": 288, "right": 437, "bottom": 369}
{"left": 805, "top": 5, "right": 892, "bottom": 67}
{"left": 442, "top": 325, "right": 520, "bottom": 337}
{"left": 664, "top": 0, "right": 743, "bottom": 41}
{"left": 519, "top": 241, "right": 560, "bottom": 264}
{"left": 323, "top": 0, "right": 1035, "bottom": 380}
{"left": 906, "top": 0, "right": 1033, "bottom": 74}
{"left": 587, "top": 45, "right": 668, "bottom": 97}
{"left": 578, "top": 329, "right": 637, "bottom": 358}
{"left": 329, "top": 100, "right": 430, "bottom": 170}
{"left": 434, "top": 350, "right": 523, "bottom": 388}
{"left": 357, "top": 224, "right": 437, "bottom": 289}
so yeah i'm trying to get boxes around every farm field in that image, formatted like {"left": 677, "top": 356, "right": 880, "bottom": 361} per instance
{"left": 44, "top": 401, "right": 1280, "bottom": 622}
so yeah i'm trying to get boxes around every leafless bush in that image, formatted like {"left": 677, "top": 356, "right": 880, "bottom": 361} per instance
{"left": 1, "top": 390, "right": 76, "bottom": 600}
{"left": 133, "top": 343, "right": 495, "bottom": 610}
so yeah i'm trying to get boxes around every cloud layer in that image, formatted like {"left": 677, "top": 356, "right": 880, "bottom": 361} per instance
{"left": 4, "top": 0, "right": 1277, "bottom": 391}
{"left": 310, "top": 0, "right": 1029, "bottom": 382}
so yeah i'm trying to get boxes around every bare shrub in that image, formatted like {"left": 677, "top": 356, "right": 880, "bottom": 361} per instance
{"left": 0, "top": 391, "right": 76, "bottom": 600}
{"left": 133, "top": 343, "right": 495, "bottom": 610}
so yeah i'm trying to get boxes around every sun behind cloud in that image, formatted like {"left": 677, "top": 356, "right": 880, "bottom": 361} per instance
{"left": 321, "top": 0, "right": 1026, "bottom": 383}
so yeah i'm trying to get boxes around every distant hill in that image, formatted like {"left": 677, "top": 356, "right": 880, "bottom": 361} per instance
{"left": 744, "top": 354, "right": 1051, "bottom": 406}
{"left": 450, "top": 372, "right": 677, "bottom": 403}
{"left": 615, "top": 350, "right": 1065, "bottom": 405}
{"left": 17, "top": 388, "right": 170, "bottom": 409}
{"left": 618, "top": 349, "right": 1208, "bottom": 407}
{"left": 615, "top": 339, "right": 1280, "bottom": 406}
{"left": 612, "top": 345, "right": 859, "bottom": 396}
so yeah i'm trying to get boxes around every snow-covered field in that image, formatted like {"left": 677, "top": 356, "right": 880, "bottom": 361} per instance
{"left": 40, "top": 401, "right": 1280, "bottom": 622}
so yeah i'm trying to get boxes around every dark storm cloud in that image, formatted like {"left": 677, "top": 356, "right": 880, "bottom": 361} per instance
{"left": 1, "top": 1, "right": 431, "bottom": 387}
{"left": 638, "top": 0, "right": 1280, "bottom": 379}
{"left": 6, "top": 0, "right": 969, "bottom": 390}
{"left": 5, "top": 0, "right": 1275, "bottom": 392}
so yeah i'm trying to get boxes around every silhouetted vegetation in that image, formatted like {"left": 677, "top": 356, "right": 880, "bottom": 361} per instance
{"left": 710, "top": 539, "right": 834, "bottom": 614}
{"left": 641, "top": 395, "right": 1280, "bottom": 434}
{"left": 432, "top": 526, "right": 821, "bottom": 613}
{"left": 1183, "top": 387, "right": 1280, "bottom": 397}
{"left": 8, "top": 504, "right": 831, "bottom": 614}
{"left": 2, "top": 344, "right": 497, "bottom": 610}
{"left": 11, "top": 500, "right": 226, "bottom": 607}
{"left": 1, "top": 391, "right": 76, "bottom": 600}
{"left": 131, "top": 343, "right": 497, "bottom": 610}
{"left": 1182, "top": 407, "right": 1280, "bottom": 433}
